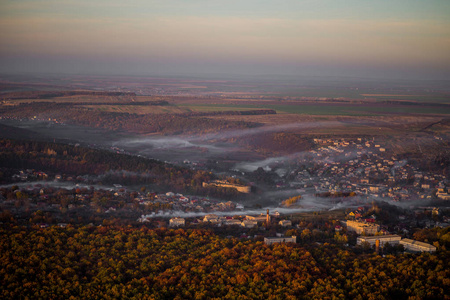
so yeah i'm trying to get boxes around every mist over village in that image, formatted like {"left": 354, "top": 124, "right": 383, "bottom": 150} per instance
{"left": 1, "top": 1, "right": 450, "bottom": 299}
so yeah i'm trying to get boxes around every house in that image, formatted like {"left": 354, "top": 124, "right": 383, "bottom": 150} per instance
{"left": 436, "top": 192, "right": 450, "bottom": 200}
{"left": 224, "top": 219, "right": 242, "bottom": 226}
{"left": 209, "top": 218, "right": 223, "bottom": 225}
{"left": 369, "top": 186, "right": 380, "bottom": 193}
{"left": 169, "top": 217, "right": 185, "bottom": 227}
{"left": 279, "top": 220, "right": 292, "bottom": 227}
{"left": 203, "top": 214, "right": 219, "bottom": 222}
{"left": 241, "top": 220, "right": 258, "bottom": 228}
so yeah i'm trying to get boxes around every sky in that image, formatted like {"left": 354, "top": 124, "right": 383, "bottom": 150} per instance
{"left": 1, "top": 0, "right": 450, "bottom": 79}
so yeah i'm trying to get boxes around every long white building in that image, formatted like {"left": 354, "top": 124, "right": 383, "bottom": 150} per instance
{"left": 356, "top": 235, "right": 401, "bottom": 247}
{"left": 400, "top": 239, "right": 436, "bottom": 253}
{"left": 357, "top": 236, "right": 437, "bottom": 253}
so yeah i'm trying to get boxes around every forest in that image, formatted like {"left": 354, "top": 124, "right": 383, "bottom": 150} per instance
{"left": 0, "top": 225, "right": 448, "bottom": 300}
{"left": 0, "top": 139, "right": 244, "bottom": 199}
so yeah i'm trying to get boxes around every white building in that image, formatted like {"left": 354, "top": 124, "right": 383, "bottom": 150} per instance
{"left": 400, "top": 239, "right": 436, "bottom": 253}
{"left": 357, "top": 235, "right": 401, "bottom": 247}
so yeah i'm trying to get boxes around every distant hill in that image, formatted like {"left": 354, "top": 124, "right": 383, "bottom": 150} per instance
{"left": 0, "top": 123, "right": 46, "bottom": 140}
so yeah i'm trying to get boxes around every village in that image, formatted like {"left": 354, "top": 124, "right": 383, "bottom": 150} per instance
{"left": 1, "top": 162, "right": 448, "bottom": 256}
{"left": 276, "top": 137, "right": 450, "bottom": 202}
{"left": 1, "top": 134, "right": 449, "bottom": 257}
{"left": 3, "top": 135, "right": 449, "bottom": 222}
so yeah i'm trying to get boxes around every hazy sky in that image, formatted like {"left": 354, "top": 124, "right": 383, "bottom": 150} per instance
{"left": 1, "top": 0, "right": 450, "bottom": 79}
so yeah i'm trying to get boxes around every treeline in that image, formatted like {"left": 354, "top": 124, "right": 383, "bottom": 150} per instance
{"left": 0, "top": 139, "right": 244, "bottom": 198}
{"left": 0, "top": 226, "right": 448, "bottom": 299}
{"left": 380, "top": 100, "right": 450, "bottom": 107}
{"left": 1, "top": 90, "right": 136, "bottom": 100}
{"left": 184, "top": 109, "right": 276, "bottom": 117}
{"left": 282, "top": 195, "right": 302, "bottom": 207}
{"left": 315, "top": 191, "right": 357, "bottom": 198}
{"left": 81, "top": 101, "right": 169, "bottom": 106}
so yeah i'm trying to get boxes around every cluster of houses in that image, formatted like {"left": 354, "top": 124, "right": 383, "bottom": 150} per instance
{"left": 168, "top": 211, "right": 299, "bottom": 246}
{"left": 136, "top": 191, "right": 244, "bottom": 213}
{"left": 11, "top": 169, "right": 50, "bottom": 181}
{"left": 167, "top": 210, "right": 292, "bottom": 230}
{"left": 289, "top": 138, "right": 449, "bottom": 202}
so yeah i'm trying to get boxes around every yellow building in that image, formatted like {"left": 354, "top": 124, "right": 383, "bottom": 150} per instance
{"left": 346, "top": 220, "right": 380, "bottom": 235}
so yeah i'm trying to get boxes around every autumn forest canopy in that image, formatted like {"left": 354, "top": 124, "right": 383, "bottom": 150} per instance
{"left": 1, "top": 226, "right": 449, "bottom": 300}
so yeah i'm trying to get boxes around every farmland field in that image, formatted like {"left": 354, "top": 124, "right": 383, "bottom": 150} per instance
{"left": 179, "top": 102, "right": 450, "bottom": 116}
